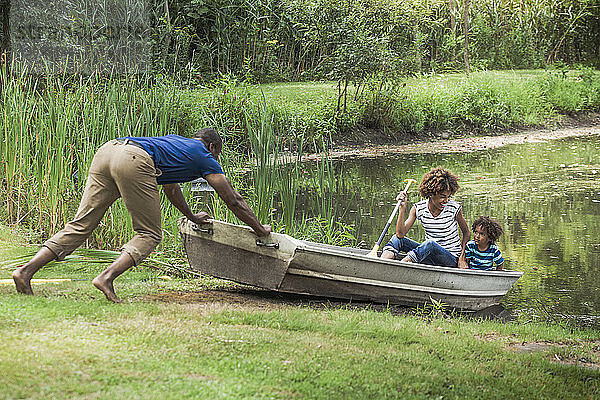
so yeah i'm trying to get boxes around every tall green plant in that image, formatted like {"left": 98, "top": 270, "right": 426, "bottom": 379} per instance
{"left": 275, "top": 135, "right": 304, "bottom": 232}
{"left": 0, "top": 64, "right": 184, "bottom": 249}
{"left": 244, "top": 94, "right": 279, "bottom": 223}
{"left": 311, "top": 138, "right": 336, "bottom": 224}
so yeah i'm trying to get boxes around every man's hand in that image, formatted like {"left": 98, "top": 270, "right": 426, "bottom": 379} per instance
{"left": 255, "top": 224, "right": 272, "bottom": 237}
{"left": 458, "top": 259, "right": 469, "bottom": 269}
{"left": 189, "top": 212, "right": 211, "bottom": 225}
{"left": 205, "top": 174, "right": 272, "bottom": 237}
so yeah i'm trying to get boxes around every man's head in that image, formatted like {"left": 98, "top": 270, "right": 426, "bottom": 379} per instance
{"left": 418, "top": 167, "right": 460, "bottom": 199}
{"left": 195, "top": 128, "right": 223, "bottom": 159}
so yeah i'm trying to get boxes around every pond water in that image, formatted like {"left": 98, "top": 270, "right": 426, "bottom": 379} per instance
{"left": 293, "top": 134, "right": 600, "bottom": 327}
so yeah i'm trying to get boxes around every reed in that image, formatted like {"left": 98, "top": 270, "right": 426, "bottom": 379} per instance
{"left": 275, "top": 137, "right": 304, "bottom": 233}
{"left": 244, "top": 94, "right": 280, "bottom": 223}
{"left": 0, "top": 64, "right": 184, "bottom": 251}
{"left": 311, "top": 138, "right": 337, "bottom": 224}
{"left": 0, "top": 65, "right": 355, "bottom": 263}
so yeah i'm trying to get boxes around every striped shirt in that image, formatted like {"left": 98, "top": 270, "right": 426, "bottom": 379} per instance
{"left": 414, "top": 199, "right": 462, "bottom": 256}
{"left": 465, "top": 240, "right": 504, "bottom": 270}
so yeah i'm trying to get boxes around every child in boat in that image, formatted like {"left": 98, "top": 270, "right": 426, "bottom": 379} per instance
{"left": 465, "top": 216, "right": 504, "bottom": 270}
{"left": 380, "top": 167, "right": 470, "bottom": 268}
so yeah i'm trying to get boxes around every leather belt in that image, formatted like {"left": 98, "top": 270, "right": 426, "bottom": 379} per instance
{"left": 116, "top": 138, "right": 145, "bottom": 151}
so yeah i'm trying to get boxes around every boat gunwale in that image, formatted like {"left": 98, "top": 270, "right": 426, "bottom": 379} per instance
{"left": 295, "top": 240, "right": 524, "bottom": 278}
{"left": 286, "top": 268, "right": 511, "bottom": 297}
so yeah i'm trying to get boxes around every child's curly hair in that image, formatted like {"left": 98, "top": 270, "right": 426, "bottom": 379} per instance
{"left": 472, "top": 216, "right": 504, "bottom": 243}
{"left": 418, "top": 167, "right": 460, "bottom": 198}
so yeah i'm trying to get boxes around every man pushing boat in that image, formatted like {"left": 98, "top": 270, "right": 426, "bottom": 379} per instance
{"left": 12, "top": 128, "right": 271, "bottom": 302}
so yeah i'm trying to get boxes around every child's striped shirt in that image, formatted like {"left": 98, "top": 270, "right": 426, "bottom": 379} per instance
{"left": 465, "top": 240, "right": 504, "bottom": 270}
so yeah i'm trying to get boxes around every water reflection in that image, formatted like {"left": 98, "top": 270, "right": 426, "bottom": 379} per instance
{"left": 294, "top": 135, "right": 600, "bottom": 326}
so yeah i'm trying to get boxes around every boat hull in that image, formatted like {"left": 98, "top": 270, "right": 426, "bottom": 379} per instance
{"left": 178, "top": 219, "right": 523, "bottom": 311}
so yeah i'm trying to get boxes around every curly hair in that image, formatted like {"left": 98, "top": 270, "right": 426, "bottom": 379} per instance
{"left": 418, "top": 167, "right": 460, "bottom": 198}
{"left": 472, "top": 216, "right": 504, "bottom": 243}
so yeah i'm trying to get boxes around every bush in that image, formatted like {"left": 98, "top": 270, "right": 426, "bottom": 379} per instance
{"left": 536, "top": 69, "right": 600, "bottom": 114}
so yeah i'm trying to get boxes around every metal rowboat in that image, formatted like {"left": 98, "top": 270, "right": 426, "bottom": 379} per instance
{"left": 178, "top": 219, "right": 523, "bottom": 311}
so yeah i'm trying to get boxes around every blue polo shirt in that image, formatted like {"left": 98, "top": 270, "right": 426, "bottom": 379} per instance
{"left": 124, "top": 135, "right": 224, "bottom": 185}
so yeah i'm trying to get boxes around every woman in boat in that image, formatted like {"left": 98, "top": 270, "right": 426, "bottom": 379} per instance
{"left": 380, "top": 167, "right": 470, "bottom": 268}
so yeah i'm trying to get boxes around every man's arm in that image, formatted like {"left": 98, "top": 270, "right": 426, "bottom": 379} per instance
{"left": 204, "top": 173, "right": 271, "bottom": 237}
{"left": 456, "top": 209, "right": 471, "bottom": 269}
{"left": 162, "top": 183, "right": 210, "bottom": 225}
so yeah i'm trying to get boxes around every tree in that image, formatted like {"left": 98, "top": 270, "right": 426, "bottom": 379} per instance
{"left": 463, "top": 0, "right": 470, "bottom": 74}
{"left": 0, "top": 0, "right": 10, "bottom": 66}
{"left": 449, "top": 0, "right": 456, "bottom": 63}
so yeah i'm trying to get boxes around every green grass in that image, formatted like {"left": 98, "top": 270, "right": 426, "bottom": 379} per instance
{"left": 177, "top": 69, "right": 600, "bottom": 146}
{"left": 1, "top": 228, "right": 598, "bottom": 399}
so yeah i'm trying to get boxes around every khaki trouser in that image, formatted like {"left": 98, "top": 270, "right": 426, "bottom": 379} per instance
{"left": 44, "top": 139, "right": 163, "bottom": 265}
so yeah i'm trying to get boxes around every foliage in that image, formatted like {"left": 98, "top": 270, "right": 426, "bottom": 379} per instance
{"left": 149, "top": 0, "right": 600, "bottom": 81}
{"left": 536, "top": 68, "right": 600, "bottom": 113}
{"left": 5, "top": 0, "right": 599, "bottom": 82}
{"left": 359, "top": 69, "right": 600, "bottom": 136}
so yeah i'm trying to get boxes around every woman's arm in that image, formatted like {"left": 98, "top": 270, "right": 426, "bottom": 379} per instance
{"left": 395, "top": 203, "right": 417, "bottom": 238}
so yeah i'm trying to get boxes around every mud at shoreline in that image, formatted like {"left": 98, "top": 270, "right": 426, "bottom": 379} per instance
{"left": 304, "top": 114, "right": 600, "bottom": 161}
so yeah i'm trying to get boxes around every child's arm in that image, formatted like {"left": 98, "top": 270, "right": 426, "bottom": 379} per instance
{"left": 494, "top": 247, "right": 504, "bottom": 271}
{"left": 456, "top": 209, "right": 471, "bottom": 269}
{"left": 464, "top": 242, "right": 473, "bottom": 269}
{"left": 395, "top": 197, "right": 416, "bottom": 238}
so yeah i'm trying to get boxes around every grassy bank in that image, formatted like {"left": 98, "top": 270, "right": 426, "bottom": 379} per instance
{"left": 0, "top": 229, "right": 598, "bottom": 399}
{"left": 178, "top": 69, "right": 600, "bottom": 148}
{"left": 256, "top": 69, "right": 600, "bottom": 139}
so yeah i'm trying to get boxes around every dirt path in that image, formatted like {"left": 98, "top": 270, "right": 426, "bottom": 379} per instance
{"left": 305, "top": 117, "right": 600, "bottom": 161}
{"left": 146, "top": 287, "right": 413, "bottom": 315}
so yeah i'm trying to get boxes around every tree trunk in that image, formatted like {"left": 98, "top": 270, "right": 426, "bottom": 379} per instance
{"left": 449, "top": 0, "right": 456, "bottom": 63}
{"left": 415, "top": 24, "right": 422, "bottom": 72}
{"left": 463, "top": 0, "right": 470, "bottom": 75}
{"left": 449, "top": 0, "right": 456, "bottom": 32}
{"left": 343, "top": 78, "right": 348, "bottom": 114}
{"left": 0, "top": 0, "right": 10, "bottom": 67}
{"left": 336, "top": 80, "right": 341, "bottom": 114}
{"left": 160, "top": 0, "right": 171, "bottom": 71}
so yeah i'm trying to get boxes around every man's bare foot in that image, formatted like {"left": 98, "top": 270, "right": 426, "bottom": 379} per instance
{"left": 92, "top": 276, "right": 122, "bottom": 303}
{"left": 400, "top": 255, "right": 413, "bottom": 263}
{"left": 12, "top": 268, "right": 34, "bottom": 295}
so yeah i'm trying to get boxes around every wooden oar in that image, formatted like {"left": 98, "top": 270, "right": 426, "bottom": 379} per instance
{"left": 367, "top": 178, "right": 417, "bottom": 257}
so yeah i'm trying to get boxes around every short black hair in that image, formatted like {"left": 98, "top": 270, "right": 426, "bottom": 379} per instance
{"left": 472, "top": 216, "right": 503, "bottom": 242}
{"left": 194, "top": 128, "right": 222, "bottom": 148}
